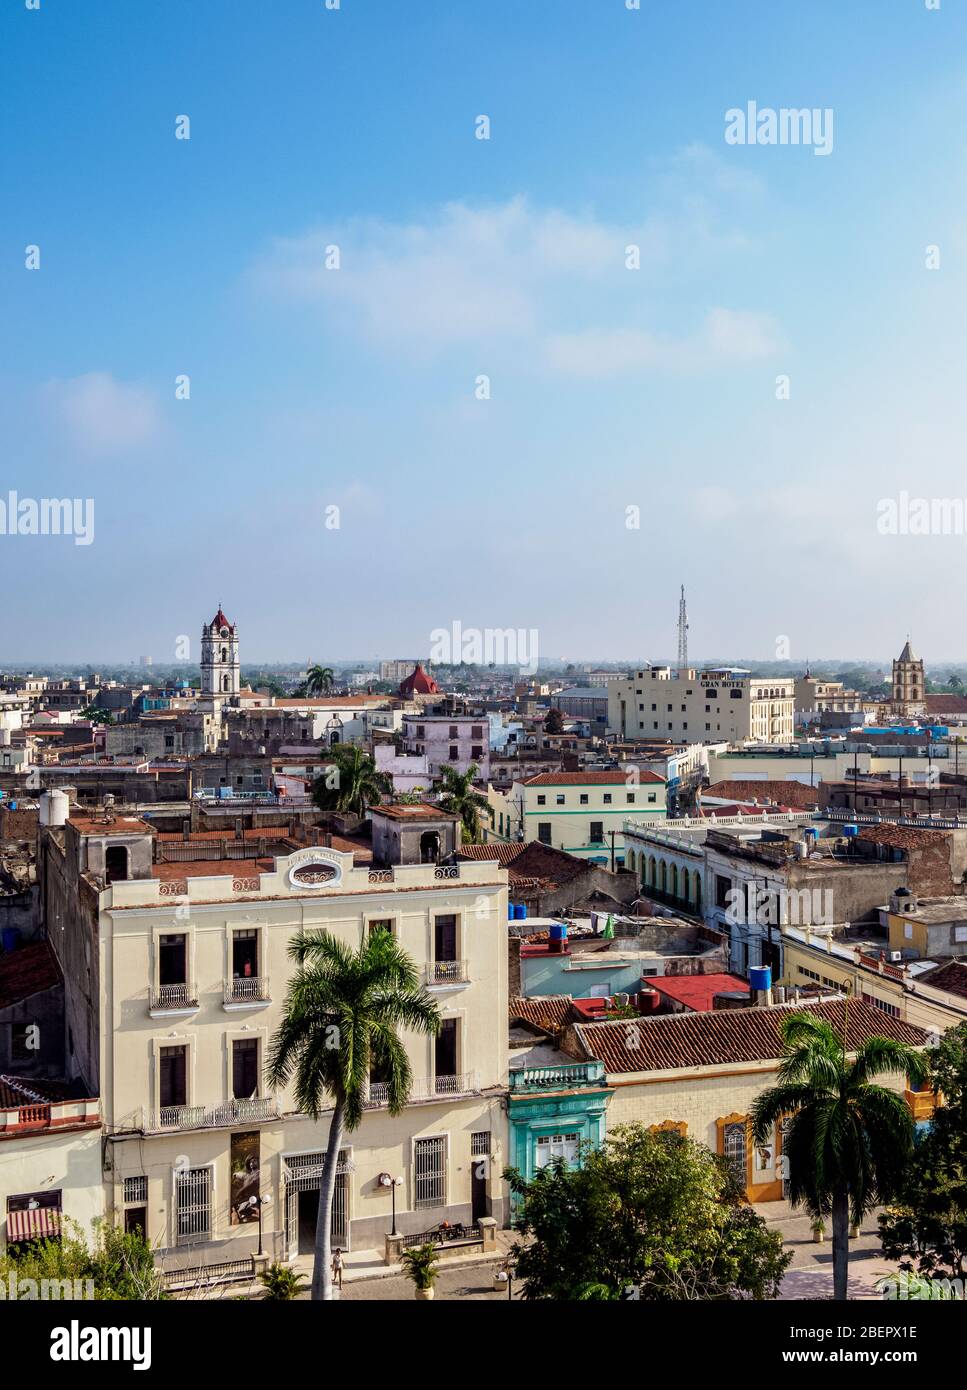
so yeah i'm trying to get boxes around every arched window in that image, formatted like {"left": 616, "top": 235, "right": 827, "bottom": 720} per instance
{"left": 671, "top": 865, "right": 679, "bottom": 899}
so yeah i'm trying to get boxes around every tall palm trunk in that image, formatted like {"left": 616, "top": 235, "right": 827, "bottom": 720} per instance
{"left": 831, "top": 1189, "right": 850, "bottom": 1302}
{"left": 312, "top": 1102, "right": 345, "bottom": 1301}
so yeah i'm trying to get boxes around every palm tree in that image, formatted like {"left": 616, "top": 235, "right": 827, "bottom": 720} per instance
{"left": 267, "top": 930, "right": 440, "bottom": 1300}
{"left": 306, "top": 665, "right": 335, "bottom": 695}
{"left": 438, "top": 763, "right": 490, "bottom": 843}
{"left": 751, "top": 1011, "right": 928, "bottom": 1301}
{"left": 312, "top": 745, "right": 392, "bottom": 819}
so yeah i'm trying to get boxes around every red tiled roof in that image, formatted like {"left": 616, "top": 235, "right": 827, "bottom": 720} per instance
{"left": 371, "top": 802, "right": 459, "bottom": 822}
{"left": 524, "top": 771, "right": 664, "bottom": 786}
{"left": 857, "top": 824, "right": 950, "bottom": 850}
{"left": 0, "top": 1074, "right": 79, "bottom": 1108}
{"left": 571, "top": 999, "right": 927, "bottom": 1075}
{"left": 704, "top": 780, "right": 818, "bottom": 810}
{"left": 457, "top": 843, "right": 527, "bottom": 865}
{"left": 508, "top": 995, "right": 575, "bottom": 1036}
{"left": 918, "top": 959, "right": 967, "bottom": 1001}
{"left": 924, "top": 694, "right": 967, "bottom": 714}
{"left": 649, "top": 973, "right": 750, "bottom": 1012}
{"left": 0, "top": 941, "right": 62, "bottom": 1011}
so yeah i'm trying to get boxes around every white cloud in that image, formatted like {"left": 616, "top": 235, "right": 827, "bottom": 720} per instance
{"left": 545, "top": 308, "right": 780, "bottom": 377}
{"left": 44, "top": 372, "right": 161, "bottom": 453}
{"left": 249, "top": 191, "right": 778, "bottom": 374}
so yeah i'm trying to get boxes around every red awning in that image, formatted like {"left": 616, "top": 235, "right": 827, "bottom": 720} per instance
{"left": 6, "top": 1206, "right": 61, "bottom": 1241}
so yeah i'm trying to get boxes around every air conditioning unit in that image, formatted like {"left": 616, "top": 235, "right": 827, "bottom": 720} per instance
{"left": 889, "top": 951, "right": 903, "bottom": 963}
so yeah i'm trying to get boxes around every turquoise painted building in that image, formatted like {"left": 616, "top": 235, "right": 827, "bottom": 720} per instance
{"left": 507, "top": 1061, "right": 613, "bottom": 1189}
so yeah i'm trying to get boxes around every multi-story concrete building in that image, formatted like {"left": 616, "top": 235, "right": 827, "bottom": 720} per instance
{"left": 401, "top": 713, "right": 491, "bottom": 782}
{"left": 488, "top": 771, "right": 666, "bottom": 866}
{"left": 40, "top": 797, "right": 509, "bottom": 1266}
{"left": 608, "top": 667, "right": 795, "bottom": 745}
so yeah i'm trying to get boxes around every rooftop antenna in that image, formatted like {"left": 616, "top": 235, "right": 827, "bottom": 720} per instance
{"left": 677, "top": 585, "right": 689, "bottom": 669}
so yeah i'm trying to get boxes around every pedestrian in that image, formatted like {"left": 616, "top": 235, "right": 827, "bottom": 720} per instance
{"left": 331, "top": 1247, "right": 344, "bottom": 1290}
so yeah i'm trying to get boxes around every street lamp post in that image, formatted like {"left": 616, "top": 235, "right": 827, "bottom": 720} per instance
{"left": 377, "top": 1172, "right": 402, "bottom": 1236}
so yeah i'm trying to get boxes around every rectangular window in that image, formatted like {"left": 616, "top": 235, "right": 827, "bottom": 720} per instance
{"left": 471, "top": 1131, "right": 491, "bottom": 1156}
{"left": 471, "top": 746, "right": 483, "bottom": 759}
{"left": 232, "top": 928, "right": 258, "bottom": 979}
{"left": 556, "top": 794, "right": 565, "bottom": 805}
{"left": 538, "top": 823, "right": 552, "bottom": 845}
{"left": 603, "top": 793, "right": 612, "bottom": 804}
{"left": 159, "top": 934, "right": 187, "bottom": 986}
{"left": 448, "top": 725, "right": 458, "bottom": 738}
{"left": 414, "top": 1137, "right": 447, "bottom": 1209}
{"left": 435, "top": 1017, "right": 458, "bottom": 1084}
{"left": 176, "top": 1167, "right": 212, "bottom": 1244}
{"left": 159, "top": 1045, "right": 187, "bottom": 1109}
{"left": 232, "top": 1038, "right": 259, "bottom": 1099}
{"left": 449, "top": 745, "right": 458, "bottom": 760}
{"left": 589, "top": 822, "right": 604, "bottom": 843}
{"left": 537, "top": 793, "right": 546, "bottom": 805}
{"left": 579, "top": 793, "right": 589, "bottom": 804}
{"left": 627, "top": 793, "right": 635, "bottom": 803}
{"left": 123, "top": 1175, "right": 148, "bottom": 1205}
{"left": 434, "top": 914, "right": 457, "bottom": 963}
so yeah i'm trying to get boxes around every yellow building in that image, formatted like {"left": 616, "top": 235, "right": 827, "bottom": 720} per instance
{"left": 41, "top": 802, "right": 509, "bottom": 1266}
{"left": 556, "top": 998, "right": 929, "bottom": 1202}
{"left": 780, "top": 918, "right": 967, "bottom": 1036}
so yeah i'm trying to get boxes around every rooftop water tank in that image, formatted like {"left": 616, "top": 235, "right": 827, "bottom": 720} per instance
{"left": 842, "top": 823, "right": 859, "bottom": 838}
{"left": 39, "top": 788, "right": 69, "bottom": 827}
{"left": 749, "top": 965, "right": 772, "bottom": 994}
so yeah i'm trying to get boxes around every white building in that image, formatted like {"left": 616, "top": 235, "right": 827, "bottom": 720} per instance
{"left": 608, "top": 666, "right": 795, "bottom": 745}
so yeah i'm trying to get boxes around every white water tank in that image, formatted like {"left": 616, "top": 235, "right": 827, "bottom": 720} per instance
{"left": 39, "top": 788, "right": 69, "bottom": 827}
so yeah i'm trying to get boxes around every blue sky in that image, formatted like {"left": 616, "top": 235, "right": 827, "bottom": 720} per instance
{"left": 2, "top": 0, "right": 966, "bottom": 664}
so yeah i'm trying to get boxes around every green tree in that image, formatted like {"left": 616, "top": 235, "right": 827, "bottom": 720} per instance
{"left": 438, "top": 763, "right": 490, "bottom": 843}
{"left": 505, "top": 1124, "right": 789, "bottom": 1301}
{"left": 544, "top": 708, "right": 565, "bottom": 735}
{"left": 306, "top": 665, "right": 335, "bottom": 695}
{"left": 267, "top": 929, "right": 440, "bottom": 1300}
{"left": 751, "top": 1011, "right": 927, "bottom": 1301}
{"left": 879, "top": 1023, "right": 967, "bottom": 1281}
{"left": 81, "top": 704, "right": 114, "bottom": 726}
{"left": 0, "top": 1219, "right": 165, "bottom": 1300}
{"left": 312, "top": 745, "right": 392, "bottom": 819}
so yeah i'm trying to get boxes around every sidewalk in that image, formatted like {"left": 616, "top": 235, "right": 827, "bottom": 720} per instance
{"left": 755, "top": 1199, "right": 898, "bottom": 1300}
{"left": 292, "top": 1228, "right": 520, "bottom": 1286}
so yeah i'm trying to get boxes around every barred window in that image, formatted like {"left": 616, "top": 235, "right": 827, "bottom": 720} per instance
{"left": 471, "top": 1131, "right": 491, "bottom": 1156}
{"left": 123, "top": 1175, "right": 148, "bottom": 1204}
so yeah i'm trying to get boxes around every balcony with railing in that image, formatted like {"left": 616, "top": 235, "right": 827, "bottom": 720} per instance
{"left": 223, "top": 975, "right": 271, "bottom": 1008}
{"left": 509, "top": 1061, "right": 607, "bottom": 1092}
{"left": 364, "top": 1072, "right": 477, "bottom": 1109}
{"left": 146, "top": 1095, "right": 280, "bottom": 1134}
{"left": 149, "top": 983, "right": 199, "bottom": 1016}
{"left": 426, "top": 960, "right": 470, "bottom": 987}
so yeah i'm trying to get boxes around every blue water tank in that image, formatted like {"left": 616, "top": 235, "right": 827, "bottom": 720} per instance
{"left": 842, "top": 823, "right": 859, "bottom": 838}
{"left": 1, "top": 927, "right": 21, "bottom": 954}
{"left": 516, "top": 903, "right": 528, "bottom": 921}
{"left": 507, "top": 902, "right": 516, "bottom": 921}
{"left": 749, "top": 966, "right": 772, "bottom": 994}
{"left": 548, "top": 922, "right": 567, "bottom": 942}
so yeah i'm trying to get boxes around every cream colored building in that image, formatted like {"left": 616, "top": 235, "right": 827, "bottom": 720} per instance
{"left": 41, "top": 804, "right": 509, "bottom": 1267}
{"left": 0, "top": 1084, "right": 103, "bottom": 1255}
{"left": 487, "top": 771, "right": 666, "bottom": 865}
{"left": 608, "top": 667, "right": 795, "bottom": 745}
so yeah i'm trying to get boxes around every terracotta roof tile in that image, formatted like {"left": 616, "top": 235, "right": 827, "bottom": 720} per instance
{"left": 571, "top": 998, "right": 927, "bottom": 1075}
{"left": 508, "top": 995, "right": 575, "bottom": 1036}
